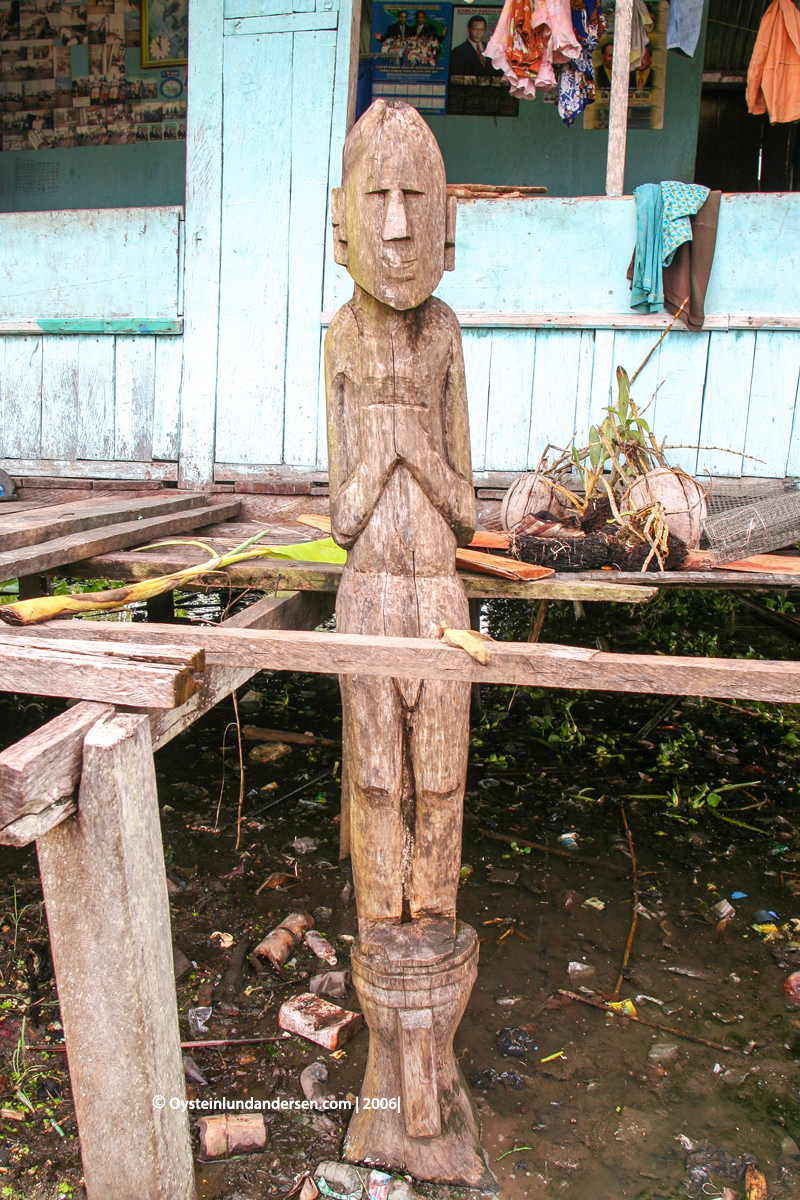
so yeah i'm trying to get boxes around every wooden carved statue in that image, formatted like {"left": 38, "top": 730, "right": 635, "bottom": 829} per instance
{"left": 326, "top": 99, "right": 495, "bottom": 1190}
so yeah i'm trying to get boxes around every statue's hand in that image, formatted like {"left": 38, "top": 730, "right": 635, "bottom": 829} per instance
{"left": 393, "top": 405, "right": 432, "bottom": 475}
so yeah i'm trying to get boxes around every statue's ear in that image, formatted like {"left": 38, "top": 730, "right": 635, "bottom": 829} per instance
{"left": 444, "top": 194, "right": 456, "bottom": 271}
{"left": 332, "top": 187, "right": 348, "bottom": 266}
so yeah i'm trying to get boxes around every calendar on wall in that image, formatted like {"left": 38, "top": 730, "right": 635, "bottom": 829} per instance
{"left": 0, "top": 0, "right": 188, "bottom": 151}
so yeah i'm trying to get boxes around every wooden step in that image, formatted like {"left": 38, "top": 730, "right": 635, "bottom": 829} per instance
{"left": 0, "top": 491, "right": 212, "bottom": 554}
{"left": 0, "top": 499, "right": 241, "bottom": 583}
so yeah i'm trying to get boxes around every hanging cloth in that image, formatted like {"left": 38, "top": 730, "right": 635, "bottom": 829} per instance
{"left": 484, "top": 0, "right": 545, "bottom": 99}
{"left": 662, "top": 191, "right": 721, "bottom": 332}
{"left": 667, "top": 0, "right": 704, "bottom": 58}
{"left": 747, "top": 0, "right": 800, "bottom": 125}
{"left": 629, "top": 183, "right": 664, "bottom": 313}
{"left": 558, "top": 0, "right": 606, "bottom": 125}
{"left": 629, "top": 0, "right": 654, "bottom": 70}
{"left": 661, "top": 180, "right": 710, "bottom": 266}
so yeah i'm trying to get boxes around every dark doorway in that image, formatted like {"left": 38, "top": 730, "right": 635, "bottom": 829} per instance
{"left": 695, "top": 84, "right": 798, "bottom": 191}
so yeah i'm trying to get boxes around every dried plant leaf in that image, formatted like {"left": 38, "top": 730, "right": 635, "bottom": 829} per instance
{"left": 439, "top": 623, "right": 492, "bottom": 665}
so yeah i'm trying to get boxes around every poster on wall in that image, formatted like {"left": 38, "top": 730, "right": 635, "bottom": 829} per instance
{"left": 447, "top": 6, "right": 517, "bottom": 117}
{"left": 141, "top": 0, "right": 187, "bottom": 68}
{"left": 370, "top": 2, "right": 451, "bottom": 116}
{"left": 0, "top": 0, "right": 188, "bottom": 151}
{"left": 583, "top": 0, "right": 667, "bottom": 131}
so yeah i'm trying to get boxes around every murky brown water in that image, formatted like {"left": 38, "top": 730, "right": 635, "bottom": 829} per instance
{"left": 2, "top": 589, "right": 800, "bottom": 1199}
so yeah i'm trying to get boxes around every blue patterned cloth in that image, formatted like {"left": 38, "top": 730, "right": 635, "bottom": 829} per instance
{"left": 661, "top": 180, "right": 710, "bottom": 267}
{"left": 630, "top": 183, "right": 664, "bottom": 312}
{"left": 558, "top": 0, "right": 605, "bottom": 126}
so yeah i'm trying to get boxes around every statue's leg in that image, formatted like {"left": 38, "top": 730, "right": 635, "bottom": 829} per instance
{"left": 408, "top": 678, "right": 471, "bottom": 921}
{"left": 339, "top": 673, "right": 404, "bottom": 924}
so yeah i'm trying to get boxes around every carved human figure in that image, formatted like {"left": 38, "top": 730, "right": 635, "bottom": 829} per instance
{"left": 326, "top": 101, "right": 494, "bottom": 1190}
{"left": 327, "top": 99, "right": 476, "bottom": 933}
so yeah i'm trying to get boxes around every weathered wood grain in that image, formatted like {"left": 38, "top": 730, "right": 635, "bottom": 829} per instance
{"left": 0, "top": 640, "right": 202, "bottom": 709}
{"left": 528, "top": 329, "right": 582, "bottom": 466}
{"left": 180, "top": 0, "right": 224, "bottom": 487}
{"left": 0, "top": 491, "right": 209, "bottom": 553}
{"left": 76, "top": 336, "right": 115, "bottom": 461}
{"left": 462, "top": 328, "right": 492, "bottom": 474}
{"left": 37, "top": 713, "right": 194, "bottom": 1200}
{"left": 0, "top": 458, "right": 178, "bottom": 481}
{"left": 114, "top": 337, "right": 156, "bottom": 462}
{"left": 605, "top": 0, "right": 633, "bottom": 196}
{"left": 41, "top": 336, "right": 79, "bottom": 460}
{"left": 152, "top": 336, "right": 183, "bottom": 462}
{"left": 11, "top": 624, "right": 800, "bottom": 703}
{"left": 0, "top": 336, "right": 42, "bottom": 459}
{"left": 654, "top": 332, "right": 709, "bottom": 476}
{"left": 0, "top": 700, "right": 112, "bottom": 831}
{"left": 484, "top": 329, "right": 535, "bottom": 471}
{"left": 0, "top": 497, "right": 240, "bottom": 582}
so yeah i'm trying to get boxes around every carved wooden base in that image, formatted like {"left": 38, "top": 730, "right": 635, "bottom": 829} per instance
{"left": 344, "top": 920, "right": 497, "bottom": 1191}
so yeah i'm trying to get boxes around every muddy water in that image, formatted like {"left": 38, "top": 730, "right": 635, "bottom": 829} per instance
{"left": 1, "top": 589, "right": 800, "bottom": 1199}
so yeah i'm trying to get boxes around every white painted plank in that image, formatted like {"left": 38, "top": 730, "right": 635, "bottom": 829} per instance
{"left": 612, "top": 329, "right": 663, "bottom": 419}
{"left": 528, "top": 330, "right": 583, "bottom": 466}
{"left": 216, "top": 31, "right": 293, "bottom": 465}
{"left": 316, "top": 328, "right": 328, "bottom": 471}
{"left": 0, "top": 336, "right": 42, "bottom": 459}
{"left": 654, "top": 333, "right": 709, "bottom": 476}
{"left": 77, "top": 337, "right": 115, "bottom": 460}
{"left": 697, "top": 330, "right": 757, "bottom": 477}
{"left": 571, "top": 330, "right": 596, "bottom": 449}
{"left": 283, "top": 29, "right": 337, "bottom": 467}
{"left": 461, "top": 327, "right": 492, "bottom": 473}
{"left": 41, "top": 337, "right": 79, "bottom": 460}
{"left": 484, "top": 329, "right": 535, "bottom": 472}
{"left": 180, "top": 0, "right": 224, "bottom": 488}
{"left": 783, "top": 369, "right": 800, "bottom": 477}
{"left": 321, "top": 0, "right": 358, "bottom": 314}
{"left": 152, "top": 337, "right": 183, "bottom": 462}
{"left": 0, "top": 209, "right": 181, "bottom": 321}
{"left": 114, "top": 337, "right": 155, "bottom": 462}
{"left": 588, "top": 329, "right": 615, "bottom": 429}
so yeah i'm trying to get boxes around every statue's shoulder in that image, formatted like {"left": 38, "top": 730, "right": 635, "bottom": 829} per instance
{"left": 422, "top": 295, "right": 461, "bottom": 337}
{"left": 325, "top": 302, "right": 359, "bottom": 369}
{"left": 326, "top": 301, "right": 358, "bottom": 341}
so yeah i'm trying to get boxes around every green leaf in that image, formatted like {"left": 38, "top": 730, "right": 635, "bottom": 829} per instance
{"left": 706, "top": 793, "right": 721, "bottom": 807}
{"left": 253, "top": 537, "right": 347, "bottom": 565}
{"left": 589, "top": 441, "right": 602, "bottom": 469}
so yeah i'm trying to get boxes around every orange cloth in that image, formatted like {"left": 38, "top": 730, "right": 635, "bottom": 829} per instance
{"left": 747, "top": 0, "right": 800, "bottom": 124}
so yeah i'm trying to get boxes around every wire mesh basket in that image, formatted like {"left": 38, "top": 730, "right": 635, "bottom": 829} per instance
{"left": 701, "top": 478, "right": 800, "bottom": 564}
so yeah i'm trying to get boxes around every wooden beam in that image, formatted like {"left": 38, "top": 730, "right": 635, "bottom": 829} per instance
{"left": 0, "top": 491, "right": 210, "bottom": 554}
{"left": 0, "top": 591, "right": 334, "bottom": 845}
{"left": 321, "top": 311, "right": 800, "bottom": 332}
{"left": 10, "top": 623, "right": 800, "bottom": 704}
{"left": 0, "top": 459, "right": 178, "bottom": 481}
{"left": 61, "top": 550, "right": 658, "bottom": 603}
{"left": 605, "top": 0, "right": 634, "bottom": 197}
{"left": 0, "top": 639, "right": 203, "bottom": 708}
{"left": 37, "top": 713, "right": 195, "bottom": 1200}
{"left": 0, "top": 498, "right": 240, "bottom": 583}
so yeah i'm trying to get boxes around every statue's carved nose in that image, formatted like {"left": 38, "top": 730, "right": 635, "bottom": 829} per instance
{"left": 382, "top": 188, "right": 409, "bottom": 240}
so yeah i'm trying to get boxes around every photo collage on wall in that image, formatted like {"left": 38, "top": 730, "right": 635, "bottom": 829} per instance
{"left": 0, "top": 0, "right": 188, "bottom": 152}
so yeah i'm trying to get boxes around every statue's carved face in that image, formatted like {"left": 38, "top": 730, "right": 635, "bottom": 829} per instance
{"left": 333, "top": 101, "right": 455, "bottom": 311}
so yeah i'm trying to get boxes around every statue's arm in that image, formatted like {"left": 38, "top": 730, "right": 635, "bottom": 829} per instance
{"left": 395, "top": 318, "right": 476, "bottom": 546}
{"left": 326, "top": 315, "right": 398, "bottom": 548}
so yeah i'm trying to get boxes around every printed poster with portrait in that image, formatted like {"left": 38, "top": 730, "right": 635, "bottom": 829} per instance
{"left": 583, "top": 0, "right": 667, "bottom": 131}
{"left": 447, "top": 5, "right": 517, "bottom": 116}
{"left": 371, "top": 2, "right": 451, "bottom": 116}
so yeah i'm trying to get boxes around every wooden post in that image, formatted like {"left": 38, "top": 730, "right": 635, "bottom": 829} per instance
{"left": 327, "top": 99, "right": 495, "bottom": 1190}
{"left": 37, "top": 713, "right": 195, "bottom": 1200}
{"left": 605, "top": 0, "right": 634, "bottom": 197}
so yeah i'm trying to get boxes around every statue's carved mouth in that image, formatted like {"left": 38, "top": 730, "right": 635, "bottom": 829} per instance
{"left": 382, "top": 254, "right": 418, "bottom": 278}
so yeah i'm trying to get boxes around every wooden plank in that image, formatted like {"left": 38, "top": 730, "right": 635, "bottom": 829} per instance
{"left": 612, "top": 328, "right": 662, "bottom": 412}
{"left": 0, "top": 701, "right": 113, "bottom": 832}
{"left": 224, "top": 0, "right": 293, "bottom": 16}
{"left": 152, "top": 336, "right": 183, "bottom": 462}
{"left": 13, "top": 623, "right": 800, "bottom": 703}
{"left": 744, "top": 332, "right": 800, "bottom": 478}
{"left": 215, "top": 30, "right": 293, "bottom": 466}
{"left": 0, "top": 458, "right": 178, "bottom": 481}
{"left": 283, "top": 28, "right": 337, "bottom": 467}
{"left": 37, "top": 713, "right": 194, "bottom": 1200}
{"left": 77, "top": 336, "right": 115, "bottom": 460}
{"left": 224, "top": 12, "right": 338, "bottom": 32}
{"left": 316, "top": 328, "right": 328, "bottom": 471}
{"left": 0, "top": 320, "right": 183, "bottom": 336}
{"left": 180, "top": 0, "right": 224, "bottom": 488}
{"left": 571, "top": 329, "right": 596, "bottom": 448}
{"left": 322, "top": 311, "right": 800, "bottom": 332}
{"left": 0, "top": 641, "right": 201, "bottom": 708}
{"left": 114, "top": 337, "right": 156, "bottom": 462}
{"left": 484, "top": 329, "right": 535, "bottom": 471}
{"left": 587, "top": 328, "right": 615, "bottom": 430}
{"left": 0, "top": 336, "right": 42, "bottom": 458}
{"left": 697, "top": 330, "right": 757, "bottom": 477}
{"left": 4, "top": 635, "right": 204, "bottom": 670}
{"left": 321, "top": 0, "right": 357, "bottom": 317}
{"left": 0, "top": 491, "right": 209, "bottom": 553}
{"left": 0, "top": 497, "right": 240, "bottom": 582}
{"left": 528, "top": 329, "right": 583, "bottom": 466}
{"left": 462, "top": 328, "right": 492, "bottom": 474}
{"left": 654, "top": 332, "right": 709, "bottom": 476}
{"left": 605, "top": 0, "right": 633, "bottom": 196}
{"left": 0, "top": 208, "right": 181, "bottom": 321}
{"left": 41, "top": 336, "right": 79, "bottom": 460}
